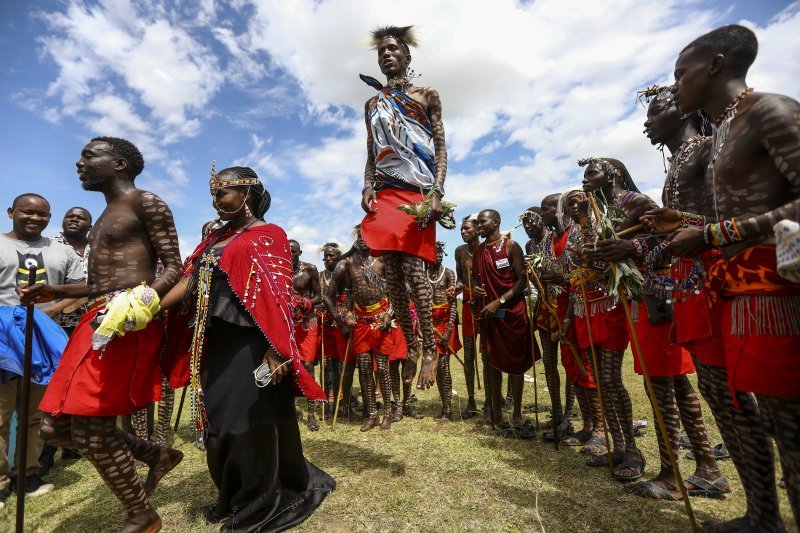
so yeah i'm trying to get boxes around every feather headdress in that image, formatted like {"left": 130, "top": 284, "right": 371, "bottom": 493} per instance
{"left": 369, "top": 25, "right": 419, "bottom": 52}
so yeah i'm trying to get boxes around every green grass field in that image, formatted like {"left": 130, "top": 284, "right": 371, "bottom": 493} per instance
{"left": 3, "top": 335, "right": 795, "bottom": 532}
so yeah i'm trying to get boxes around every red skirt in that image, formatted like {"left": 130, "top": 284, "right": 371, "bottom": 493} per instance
{"left": 361, "top": 187, "right": 435, "bottom": 263}
{"left": 39, "top": 307, "right": 163, "bottom": 417}
{"left": 317, "top": 318, "right": 348, "bottom": 362}
{"left": 574, "top": 305, "right": 629, "bottom": 352}
{"left": 721, "top": 298, "right": 800, "bottom": 398}
{"left": 672, "top": 256, "right": 726, "bottom": 368}
{"left": 352, "top": 300, "right": 394, "bottom": 356}
{"left": 560, "top": 323, "right": 596, "bottom": 389}
{"left": 461, "top": 293, "right": 478, "bottom": 338}
{"left": 389, "top": 326, "right": 408, "bottom": 361}
{"left": 628, "top": 302, "right": 694, "bottom": 377}
{"left": 295, "top": 318, "right": 319, "bottom": 363}
{"left": 433, "top": 304, "right": 463, "bottom": 356}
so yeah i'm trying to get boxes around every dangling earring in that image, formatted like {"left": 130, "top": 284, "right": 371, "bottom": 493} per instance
{"left": 245, "top": 203, "right": 253, "bottom": 218}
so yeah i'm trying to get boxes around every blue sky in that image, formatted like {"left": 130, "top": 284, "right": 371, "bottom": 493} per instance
{"left": 1, "top": 0, "right": 798, "bottom": 272}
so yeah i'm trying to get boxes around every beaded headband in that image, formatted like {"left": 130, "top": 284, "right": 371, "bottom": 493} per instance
{"left": 208, "top": 160, "right": 260, "bottom": 194}
{"left": 578, "top": 157, "right": 622, "bottom": 178}
{"left": 519, "top": 209, "right": 542, "bottom": 225}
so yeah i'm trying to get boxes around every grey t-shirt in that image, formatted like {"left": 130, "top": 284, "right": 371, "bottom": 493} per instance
{"left": 0, "top": 234, "right": 85, "bottom": 307}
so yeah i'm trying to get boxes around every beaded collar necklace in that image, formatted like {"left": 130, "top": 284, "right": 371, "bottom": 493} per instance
{"left": 426, "top": 264, "right": 445, "bottom": 288}
{"left": 710, "top": 87, "right": 754, "bottom": 219}
{"left": 665, "top": 133, "right": 706, "bottom": 210}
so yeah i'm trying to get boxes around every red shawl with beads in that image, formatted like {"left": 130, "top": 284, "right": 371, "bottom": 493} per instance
{"left": 161, "top": 223, "right": 325, "bottom": 401}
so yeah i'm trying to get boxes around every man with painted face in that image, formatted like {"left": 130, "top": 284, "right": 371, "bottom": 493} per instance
{"left": 574, "top": 157, "right": 649, "bottom": 482}
{"left": 472, "top": 209, "right": 535, "bottom": 434}
{"left": 451, "top": 215, "right": 486, "bottom": 418}
{"left": 0, "top": 194, "right": 84, "bottom": 506}
{"left": 289, "top": 239, "right": 323, "bottom": 431}
{"left": 428, "top": 241, "right": 461, "bottom": 422}
{"left": 325, "top": 226, "right": 394, "bottom": 431}
{"left": 360, "top": 25, "right": 448, "bottom": 392}
{"left": 19, "top": 137, "right": 183, "bottom": 532}
{"left": 659, "top": 24, "right": 800, "bottom": 530}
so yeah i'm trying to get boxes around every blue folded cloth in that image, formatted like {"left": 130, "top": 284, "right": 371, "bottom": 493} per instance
{"left": 0, "top": 305, "right": 68, "bottom": 384}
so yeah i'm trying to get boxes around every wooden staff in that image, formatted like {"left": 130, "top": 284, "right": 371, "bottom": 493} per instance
{"left": 576, "top": 267, "right": 615, "bottom": 477}
{"left": 331, "top": 332, "right": 352, "bottom": 429}
{"left": 16, "top": 259, "right": 38, "bottom": 533}
{"left": 524, "top": 268, "right": 540, "bottom": 431}
{"left": 588, "top": 194, "right": 697, "bottom": 531}
{"left": 616, "top": 223, "right": 643, "bottom": 238}
{"left": 431, "top": 329, "right": 466, "bottom": 368}
{"left": 173, "top": 386, "right": 187, "bottom": 432}
{"left": 526, "top": 264, "right": 587, "bottom": 377}
{"left": 319, "top": 318, "right": 325, "bottom": 423}
{"left": 466, "top": 264, "right": 482, "bottom": 390}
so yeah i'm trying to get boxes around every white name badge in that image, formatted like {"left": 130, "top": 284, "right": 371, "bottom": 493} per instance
{"left": 495, "top": 258, "right": 510, "bottom": 269}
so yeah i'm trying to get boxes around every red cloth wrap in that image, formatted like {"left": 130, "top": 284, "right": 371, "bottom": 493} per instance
{"left": 39, "top": 306, "right": 163, "bottom": 416}
{"left": 316, "top": 311, "right": 347, "bottom": 361}
{"left": 628, "top": 301, "right": 694, "bottom": 377}
{"left": 295, "top": 316, "right": 319, "bottom": 363}
{"left": 708, "top": 245, "right": 800, "bottom": 398}
{"left": 352, "top": 299, "right": 394, "bottom": 356}
{"left": 574, "top": 304, "right": 629, "bottom": 352}
{"left": 672, "top": 250, "right": 726, "bottom": 367}
{"left": 553, "top": 292, "right": 595, "bottom": 388}
{"left": 461, "top": 288, "right": 478, "bottom": 338}
{"left": 161, "top": 224, "right": 325, "bottom": 401}
{"left": 389, "top": 326, "right": 408, "bottom": 361}
{"left": 361, "top": 187, "right": 435, "bottom": 263}
{"left": 432, "top": 302, "right": 462, "bottom": 356}
{"left": 473, "top": 238, "right": 535, "bottom": 374}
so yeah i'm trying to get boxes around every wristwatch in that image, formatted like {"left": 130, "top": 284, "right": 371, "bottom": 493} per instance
{"left": 499, "top": 296, "right": 506, "bottom": 306}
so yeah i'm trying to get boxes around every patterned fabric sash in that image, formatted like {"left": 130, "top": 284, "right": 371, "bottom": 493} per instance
{"left": 360, "top": 74, "right": 435, "bottom": 189}
{"left": 707, "top": 244, "right": 800, "bottom": 336}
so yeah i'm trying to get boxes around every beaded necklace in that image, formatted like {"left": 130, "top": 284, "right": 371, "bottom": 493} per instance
{"left": 710, "top": 87, "right": 754, "bottom": 219}
{"left": 426, "top": 264, "right": 445, "bottom": 290}
{"left": 664, "top": 133, "right": 706, "bottom": 210}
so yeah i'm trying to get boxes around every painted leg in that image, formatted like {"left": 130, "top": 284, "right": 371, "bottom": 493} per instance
{"left": 154, "top": 375, "right": 174, "bottom": 447}
{"left": 400, "top": 253, "right": 437, "bottom": 389}
{"left": 674, "top": 374, "right": 723, "bottom": 487}
{"left": 390, "top": 359, "right": 402, "bottom": 421}
{"left": 564, "top": 379, "right": 576, "bottom": 420}
{"left": 541, "top": 332, "right": 563, "bottom": 425}
{"left": 375, "top": 354, "right": 393, "bottom": 430}
{"left": 461, "top": 335, "right": 477, "bottom": 417}
{"left": 71, "top": 416, "right": 160, "bottom": 532}
{"left": 383, "top": 254, "right": 418, "bottom": 382}
{"left": 357, "top": 353, "right": 379, "bottom": 431}
{"left": 757, "top": 395, "right": 800, "bottom": 529}
{"left": 435, "top": 354, "right": 453, "bottom": 422}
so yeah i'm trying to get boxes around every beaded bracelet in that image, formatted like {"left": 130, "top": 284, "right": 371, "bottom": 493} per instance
{"left": 631, "top": 238, "right": 651, "bottom": 257}
{"left": 681, "top": 211, "right": 705, "bottom": 228}
{"left": 705, "top": 219, "right": 744, "bottom": 247}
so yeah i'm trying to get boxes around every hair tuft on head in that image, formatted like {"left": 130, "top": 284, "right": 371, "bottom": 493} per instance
{"left": 369, "top": 25, "right": 418, "bottom": 52}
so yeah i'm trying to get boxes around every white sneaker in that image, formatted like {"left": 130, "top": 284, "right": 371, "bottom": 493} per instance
{"left": 24, "top": 475, "right": 54, "bottom": 497}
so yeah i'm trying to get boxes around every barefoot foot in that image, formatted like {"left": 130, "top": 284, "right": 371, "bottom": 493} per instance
{"left": 143, "top": 446, "right": 184, "bottom": 497}
{"left": 360, "top": 416, "right": 379, "bottom": 432}
{"left": 416, "top": 348, "right": 438, "bottom": 389}
{"left": 435, "top": 410, "right": 452, "bottom": 423}
{"left": 402, "top": 356, "right": 418, "bottom": 384}
{"left": 380, "top": 415, "right": 392, "bottom": 430}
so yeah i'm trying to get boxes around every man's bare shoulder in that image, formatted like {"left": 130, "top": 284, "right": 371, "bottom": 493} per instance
{"left": 743, "top": 92, "right": 800, "bottom": 130}
{"left": 303, "top": 261, "right": 319, "bottom": 273}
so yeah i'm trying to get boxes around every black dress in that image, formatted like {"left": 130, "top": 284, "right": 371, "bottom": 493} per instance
{"left": 202, "top": 249, "right": 335, "bottom": 532}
